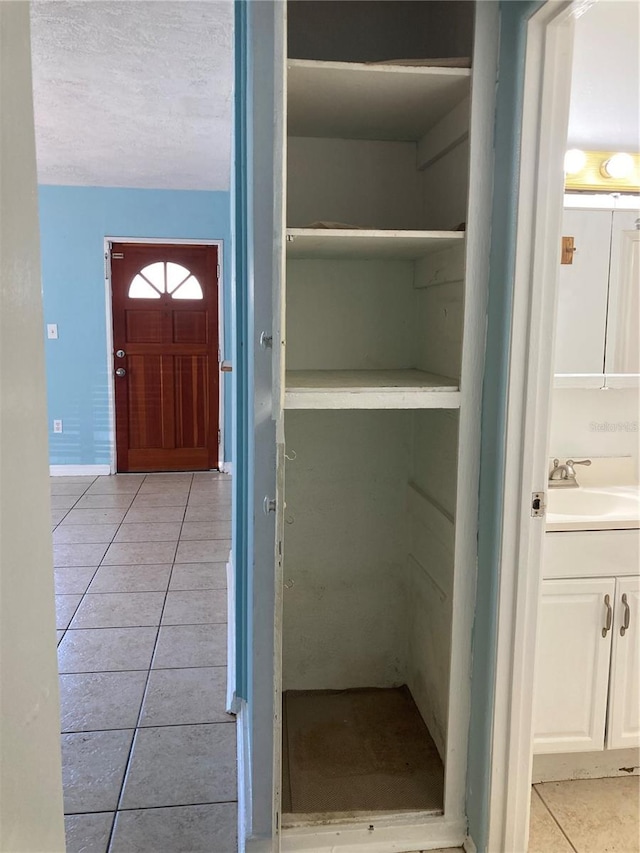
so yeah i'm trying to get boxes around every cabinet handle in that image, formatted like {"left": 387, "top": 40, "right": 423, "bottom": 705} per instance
{"left": 602, "top": 594, "right": 613, "bottom": 638}
{"left": 620, "top": 593, "right": 630, "bottom": 637}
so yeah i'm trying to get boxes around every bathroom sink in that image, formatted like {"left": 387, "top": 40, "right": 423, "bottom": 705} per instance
{"left": 547, "top": 485, "right": 640, "bottom": 531}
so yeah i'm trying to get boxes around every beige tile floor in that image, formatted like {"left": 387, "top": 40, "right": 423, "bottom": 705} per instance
{"left": 52, "top": 472, "right": 236, "bottom": 853}
{"left": 529, "top": 776, "right": 640, "bottom": 853}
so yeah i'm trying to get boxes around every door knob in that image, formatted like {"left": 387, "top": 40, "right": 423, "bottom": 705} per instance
{"left": 115, "top": 367, "right": 126, "bottom": 377}
{"left": 115, "top": 349, "right": 126, "bottom": 358}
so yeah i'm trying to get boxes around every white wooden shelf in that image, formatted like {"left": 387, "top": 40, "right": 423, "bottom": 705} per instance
{"left": 284, "top": 370, "right": 461, "bottom": 410}
{"left": 286, "top": 229, "right": 464, "bottom": 261}
{"left": 288, "top": 59, "right": 470, "bottom": 142}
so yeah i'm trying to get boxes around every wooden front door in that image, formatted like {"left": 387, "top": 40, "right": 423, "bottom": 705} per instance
{"left": 111, "top": 242, "right": 219, "bottom": 472}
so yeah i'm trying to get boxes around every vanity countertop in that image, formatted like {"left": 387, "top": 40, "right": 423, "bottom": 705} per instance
{"left": 546, "top": 484, "right": 640, "bottom": 532}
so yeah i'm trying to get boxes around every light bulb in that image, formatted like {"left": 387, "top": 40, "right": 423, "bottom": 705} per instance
{"left": 564, "top": 149, "right": 586, "bottom": 174}
{"left": 602, "top": 153, "right": 634, "bottom": 180}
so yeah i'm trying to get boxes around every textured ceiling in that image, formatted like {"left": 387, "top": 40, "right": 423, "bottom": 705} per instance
{"left": 30, "top": 0, "right": 233, "bottom": 191}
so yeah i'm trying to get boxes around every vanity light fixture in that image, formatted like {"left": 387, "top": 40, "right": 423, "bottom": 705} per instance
{"left": 601, "top": 152, "right": 634, "bottom": 180}
{"left": 565, "top": 149, "right": 640, "bottom": 193}
{"left": 564, "top": 149, "right": 586, "bottom": 175}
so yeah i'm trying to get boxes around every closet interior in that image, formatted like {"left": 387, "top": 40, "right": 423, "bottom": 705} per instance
{"left": 280, "top": 0, "right": 475, "bottom": 823}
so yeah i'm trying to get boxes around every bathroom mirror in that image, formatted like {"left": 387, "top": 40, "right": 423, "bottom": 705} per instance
{"left": 554, "top": 198, "right": 640, "bottom": 388}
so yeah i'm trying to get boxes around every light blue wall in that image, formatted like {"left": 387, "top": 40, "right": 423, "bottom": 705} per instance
{"left": 466, "top": 2, "right": 542, "bottom": 850}
{"left": 38, "top": 185, "right": 232, "bottom": 467}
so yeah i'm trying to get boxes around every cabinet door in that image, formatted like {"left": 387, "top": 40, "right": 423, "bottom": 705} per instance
{"left": 605, "top": 209, "right": 640, "bottom": 376}
{"left": 554, "top": 209, "right": 612, "bottom": 376}
{"left": 607, "top": 577, "right": 640, "bottom": 750}
{"left": 533, "top": 578, "right": 615, "bottom": 754}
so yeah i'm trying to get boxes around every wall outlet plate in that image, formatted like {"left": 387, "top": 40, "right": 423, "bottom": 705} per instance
{"left": 53, "top": 420, "right": 63, "bottom": 434}
{"left": 47, "top": 324, "right": 58, "bottom": 339}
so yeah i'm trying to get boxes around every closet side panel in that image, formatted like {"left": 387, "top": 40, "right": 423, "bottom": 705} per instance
{"left": 421, "top": 140, "right": 470, "bottom": 231}
{"left": 405, "top": 409, "right": 459, "bottom": 758}
{"left": 287, "top": 137, "right": 423, "bottom": 230}
{"left": 414, "top": 242, "right": 466, "bottom": 381}
{"left": 282, "top": 410, "right": 412, "bottom": 691}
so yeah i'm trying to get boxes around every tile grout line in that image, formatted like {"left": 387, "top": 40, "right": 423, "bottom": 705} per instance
{"left": 59, "top": 662, "right": 228, "bottom": 677}
{"left": 106, "top": 473, "right": 192, "bottom": 852}
{"left": 533, "top": 785, "right": 580, "bottom": 853}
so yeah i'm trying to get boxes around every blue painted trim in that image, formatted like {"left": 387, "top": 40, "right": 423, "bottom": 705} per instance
{"left": 466, "top": 2, "right": 543, "bottom": 850}
{"left": 233, "top": 0, "right": 253, "bottom": 702}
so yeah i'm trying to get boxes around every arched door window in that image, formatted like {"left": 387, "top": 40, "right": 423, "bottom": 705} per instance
{"left": 128, "top": 261, "right": 204, "bottom": 300}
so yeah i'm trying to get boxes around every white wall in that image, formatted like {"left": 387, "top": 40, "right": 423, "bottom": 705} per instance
{"left": 0, "top": 4, "right": 65, "bottom": 851}
{"left": 282, "top": 410, "right": 411, "bottom": 691}
{"left": 548, "top": 388, "right": 639, "bottom": 477}
{"left": 567, "top": 0, "right": 640, "bottom": 151}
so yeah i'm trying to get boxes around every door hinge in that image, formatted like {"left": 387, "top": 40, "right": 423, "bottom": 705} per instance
{"left": 217, "top": 263, "right": 221, "bottom": 279}
{"left": 531, "top": 491, "right": 546, "bottom": 518}
{"left": 218, "top": 429, "right": 221, "bottom": 446}
{"left": 111, "top": 252, "right": 124, "bottom": 259}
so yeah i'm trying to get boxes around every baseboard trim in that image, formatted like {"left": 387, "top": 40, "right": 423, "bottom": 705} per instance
{"left": 532, "top": 748, "right": 640, "bottom": 783}
{"left": 49, "top": 464, "right": 111, "bottom": 476}
{"left": 464, "top": 834, "right": 478, "bottom": 853}
{"left": 281, "top": 815, "right": 466, "bottom": 852}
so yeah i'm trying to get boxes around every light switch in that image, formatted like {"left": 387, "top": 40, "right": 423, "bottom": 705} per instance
{"left": 47, "top": 324, "right": 58, "bottom": 339}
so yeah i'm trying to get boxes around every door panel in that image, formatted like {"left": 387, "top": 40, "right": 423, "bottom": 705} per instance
{"left": 173, "top": 311, "right": 208, "bottom": 344}
{"left": 111, "top": 242, "right": 219, "bottom": 472}
{"left": 126, "top": 355, "right": 166, "bottom": 449}
{"left": 126, "top": 310, "right": 164, "bottom": 343}
{"left": 174, "top": 356, "right": 209, "bottom": 449}
{"left": 607, "top": 577, "right": 640, "bottom": 750}
{"left": 533, "top": 577, "right": 615, "bottom": 754}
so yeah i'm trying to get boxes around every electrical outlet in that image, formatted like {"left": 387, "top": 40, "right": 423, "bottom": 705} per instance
{"left": 47, "top": 324, "right": 58, "bottom": 339}
{"left": 53, "top": 420, "right": 63, "bottom": 434}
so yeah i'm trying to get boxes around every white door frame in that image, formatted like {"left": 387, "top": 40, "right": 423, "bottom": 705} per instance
{"left": 486, "top": 2, "right": 586, "bottom": 851}
{"left": 104, "top": 237, "right": 225, "bottom": 473}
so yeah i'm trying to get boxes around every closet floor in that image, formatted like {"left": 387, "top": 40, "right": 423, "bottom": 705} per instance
{"left": 282, "top": 686, "right": 444, "bottom": 818}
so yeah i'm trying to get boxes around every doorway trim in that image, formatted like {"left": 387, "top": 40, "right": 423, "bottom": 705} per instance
{"left": 103, "top": 237, "right": 225, "bottom": 474}
{"left": 487, "top": 2, "right": 583, "bottom": 851}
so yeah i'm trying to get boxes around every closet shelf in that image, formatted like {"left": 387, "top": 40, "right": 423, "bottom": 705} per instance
{"left": 286, "top": 229, "right": 464, "bottom": 260}
{"left": 284, "top": 370, "right": 461, "bottom": 410}
{"left": 288, "top": 59, "right": 470, "bottom": 142}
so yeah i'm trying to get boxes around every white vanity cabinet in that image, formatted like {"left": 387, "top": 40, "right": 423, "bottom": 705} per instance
{"left": 533, "top": 535, "right": 640, "bottom": 754}
{"left": 533, "top": 577, "right": 615, "bottom": 754}
{"left": 607, "top": 577, "right": 640, "bottom": 750}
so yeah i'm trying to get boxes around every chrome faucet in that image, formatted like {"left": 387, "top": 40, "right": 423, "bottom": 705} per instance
{"left": 548, "top": 458, "right": 592, "bottom": 488}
